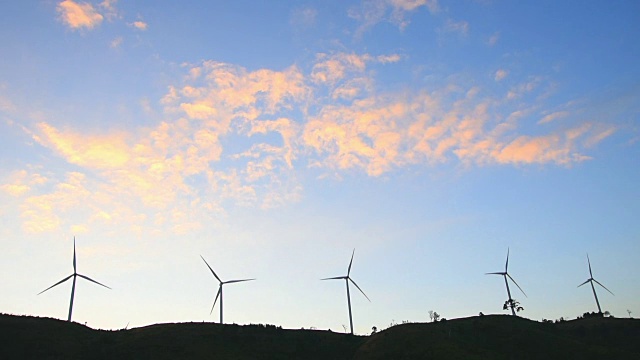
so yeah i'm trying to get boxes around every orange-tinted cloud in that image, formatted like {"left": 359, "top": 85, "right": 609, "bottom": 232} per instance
{"left": 35, "top": 123, "right": 131, "bottom": 168}
{"left": 131, "top": 20, "right": 147, "bottom": 30}
{"left": 8, "top": 52, "right": 615, "bottom": 235}
{"left": 57, "top": 0, "right": 104, "bottom": 30}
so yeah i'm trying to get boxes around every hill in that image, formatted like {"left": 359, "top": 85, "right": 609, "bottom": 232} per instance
{"left": 354, "top": 315, "right": 640, "bottom": 359}
{"left": 1, "top": 314, "right": 638, "bottom": 359}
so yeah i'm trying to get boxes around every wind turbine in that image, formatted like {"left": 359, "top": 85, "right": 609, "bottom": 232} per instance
{"left": 201, "top": 255, "right": 255, "bottom": 324}
{"left": 578, "top": 254, "right": 614, "bottom": 314}
{"left": 322, "top": 249, "right": 370, "bottom": 335}
{"left": 38, "top": 237, "right": 111, "bottom": 322}
{"left": 486, "top": 248, "right": 527, "bottom": 316}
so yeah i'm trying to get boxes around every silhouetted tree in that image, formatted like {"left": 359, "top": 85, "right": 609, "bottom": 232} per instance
{"left": 503, "top": 299, "right": 524, "bottom": 313}
{"left": 371, "top": 326, "right": 377, "bottom": 335}
{"left": 627, "top": 309, "right": 632, "bottom": 318}
{"left": 428, "top": 310, "right": 441, "bottom": 322}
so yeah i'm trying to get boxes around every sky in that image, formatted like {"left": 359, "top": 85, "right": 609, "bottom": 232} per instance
{"left": 0, "top": 0, "right": 639, "bottom": 334}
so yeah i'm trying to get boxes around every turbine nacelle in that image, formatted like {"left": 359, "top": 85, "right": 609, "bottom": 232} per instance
{"left": 322, "top": 248, "right": 370, "bottom": 335}
{"left": 486, "top": 248, "right": 526, "bottom": 316}
{"left": 37, "top": 237, "right": 110, "bottom": 322}
{"left": 201, "top": 255, "right": 255, "bottom": 323}
{"left": 578, "top": 254, "right": 613, "bottom": 313}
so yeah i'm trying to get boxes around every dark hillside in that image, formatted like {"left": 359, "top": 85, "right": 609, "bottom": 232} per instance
{"left": 1, "top": 314, "right": 639, "bottom": 359}
{"left": 0, "top": 314, "right": 364, "bottom": 360}
{"left": 353, "top": 315, "right": 640, "bottom": 360}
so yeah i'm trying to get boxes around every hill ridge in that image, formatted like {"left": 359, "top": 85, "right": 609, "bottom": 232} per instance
{"left": 1, "top": 314, "right": 638, "bottom": 359}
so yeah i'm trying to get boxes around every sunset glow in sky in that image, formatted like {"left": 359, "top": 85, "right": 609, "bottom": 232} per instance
{"left": 1, "top": 1, "right": 639, "bottom": 333}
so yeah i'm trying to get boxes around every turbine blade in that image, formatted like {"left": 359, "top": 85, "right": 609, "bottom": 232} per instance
{"left": 577, "top": 279, "right": 591, "bottom": 288}
{"left": 507, "top": 274, "right": 527, "bottom": 297}
{"left": 485, "top": 272, "right": 506, "bottom": 275}
{"left": 587, "top": 254, "right": 593, "bottom": 278}
{"left": 321, "top": 276, "right": 346, "bottom": 280}
{"left": 200, "top": 255, "right": 222, "bottom": 283}
{"left": 77, "top": 274, "right": 111, "bottom": 289}
{"left": 38, "top": 274, "right": 74, "bottom": 295}
{"left": 347, "top": 249, "right": 355, "bottom": 276}
{"left": 225, "top": 278, "right": 255, "bottom": 284}
{"left": 211, "top": 287, "right": 221, "bottom": 315}
{"left": 593, "top": 279, "right": 614, "bottom": 296}
{"left": 505, "top": 247, "right": 510, "bottom": 272}
{"left": 349, "top": 278, "right": 371, "bottom": 302}
{"left": 73, "top": 237, "right": 77, "bottom": 273}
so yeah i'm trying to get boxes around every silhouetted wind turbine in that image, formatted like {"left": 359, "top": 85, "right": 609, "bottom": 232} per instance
{"left": 322, "top": 249, "right": 370, "bottom": 335}
{"left": 578, "top": 254, "right": 614, "bottom": 314}
{"left": 38, "top": 237, "right": 111, "bottom": 322}
{"left": 486, "top": 248, "right": 527, "bottom": 316}
{"left": 201, "top": 255, "right": 255, "bottom": 324}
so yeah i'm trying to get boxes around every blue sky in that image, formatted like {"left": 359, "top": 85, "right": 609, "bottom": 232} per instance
{"left": 0, "top": 0, "right": 638, "bottom": 333}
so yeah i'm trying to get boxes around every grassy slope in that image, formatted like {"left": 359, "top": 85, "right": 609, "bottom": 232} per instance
{"left": 1, "top": 314, "right": 638, "bottom": 359}
{"left": 354, "top": 315, "right": 640, "bottom": 360}
{"left": 0, "top": 314, "right": 364, "bottom": 360}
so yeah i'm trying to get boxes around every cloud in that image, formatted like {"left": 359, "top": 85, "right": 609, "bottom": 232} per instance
{"left": 1, "top": 183, "right": 30, "bottom": 197}
{"left": 110, "top": 36, "right": 123, "bottom": 48}
{"left": 538, "top": 111, "right": 569, "bottom": 124}
{"left": 494, "top": 69, "right": 509, "bottom": 82}
{"left": 6, "top": 52, "right": 615, "bottom": 235}
{"left": 304, "top": 96, "right": 409, "bottom": 176}
{"left": 0, "top": 92, "right": 16, "bottom": 113}
{"left": 303, "top": 70, "right": 611, "bottom": 172}
{"left": 389, "top": 0, "right": 439, "bottom": 29}
{"left": 57, "top": 0, "right": 104, "bottom": 30}
{"left": 377, "top": 54, "right": 402, "bottom": 63}
{"left": 312, "top": 53, "right": 370, "bottom": 84}
{"left": 99, "top": 0, "right": 118, "bottom": 21}
{"left": 0, "top": 170, "right": 47, "bottom": 197}
{"left": 349, "top": 0, "right": 438, "bottom": 37}
{"left": 488, "top": 32, "right": 500, "bottom": 46}
{"left": 21, "top": 171, "right": 89, "bottom": 233}
{"left": 311, "top": 52, "right": 400, "bottom": 85}
{"left": 441, "top": 19, "right": 469, "bottom": 36}
{"left": 15, "top": 59, "right": 316, "bottom": 233}
{"left": 584, "top": 126, "right": 616, "bottom": 148}
{"left": 507, "top": 77, "right": 543, "bottom": 100}
{"left": 34, "top": 123, "right": 131, "bottom": 169}
{"left": 131, "top": 21, "right": 148, "bottom": 31}
{"left": 332, "top": 77, "right": 374, "bottom": 100}
{"left": 290, "top": 6, "right": 317, "bottom": 28}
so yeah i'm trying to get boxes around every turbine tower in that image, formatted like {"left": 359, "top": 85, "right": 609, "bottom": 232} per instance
{"left": 322, "top": 248, "right": 370, "bottom": 335}
{"left": 578, "top": 254, "right": 614, "bottom": 314}
{"left": 201, "top": 255, "right": 255, "bottom": 324}
{"left": 486, "top": 248, "right": 527, "bottom": 316}
{"left": 38, "top": 237, "right": 111, "bottom": 322}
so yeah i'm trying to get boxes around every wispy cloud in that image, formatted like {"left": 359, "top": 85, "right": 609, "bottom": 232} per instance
{"left": 441, "top": 19, "right": 469, "bottom": 36}
{"left": 130, "top": 20, "right": 148, "bottom": 31}
{"left": 290, "top": 6, "right": 317, "bottom": 28}
{"left": 349, "top": 0, "right": 438, "bottom": 37}
{"left": 311, "top": 52, "right": 400, "bottom": 85}
{"left": 110, "top": 36, "right": 123, "bottom": 48}
{"left": 488, "top": 32, "right": 500, "bottom": 46}
{"left": 0, "top": 170, "right": 47, "bottom": 197}
{"left": 3, "top": 52, "right": 615, "bottom": 234}
{"left": 494, "top": 69, "right": 509, "bottom": 82}
{"left": 57, "top": 0, "right": 104, "bottom": 30}
{"left": 538, "top": 111, "right": 569, "bottom": 124}
{"left": 99, "top": 0, "right": 118, "bottom": 21}
{"left": 507, "top": 77, "right": 543, "bottom": 100}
